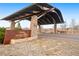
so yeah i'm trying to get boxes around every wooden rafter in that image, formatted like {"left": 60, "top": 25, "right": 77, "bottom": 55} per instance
{"left": 47, "top": 14, "right": 56, "bottom": 24}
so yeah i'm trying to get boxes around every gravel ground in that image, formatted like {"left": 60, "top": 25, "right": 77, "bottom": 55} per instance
{"left": 0, "top": 34, "right": 79, "bottom": 56}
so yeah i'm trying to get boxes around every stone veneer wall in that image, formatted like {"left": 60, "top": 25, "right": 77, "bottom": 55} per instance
{"left": 3, "top": 30, "right": 31, "bottom": 44}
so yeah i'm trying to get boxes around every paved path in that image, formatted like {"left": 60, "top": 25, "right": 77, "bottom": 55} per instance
{"left": 39, "top": 33, "right": 79, "bottom": 41}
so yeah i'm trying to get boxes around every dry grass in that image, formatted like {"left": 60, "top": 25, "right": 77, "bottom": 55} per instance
{"left": 0, "top": 34, "right": 79, "bottom": 56}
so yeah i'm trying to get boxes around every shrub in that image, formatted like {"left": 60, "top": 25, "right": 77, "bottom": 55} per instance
{"left": 0, "top": 27, "right": 5, "bottom": 44}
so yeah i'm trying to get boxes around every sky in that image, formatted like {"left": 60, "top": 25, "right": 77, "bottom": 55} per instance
{"left": 0, "top": 3, "right": 79, "bottom": 28}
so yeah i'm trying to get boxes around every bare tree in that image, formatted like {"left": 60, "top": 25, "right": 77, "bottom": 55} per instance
{"left": 60, "top": 21, "right": 67, "bottom": 30}
{"left": 71, "top": 19, "right": 75, "bottom": 29}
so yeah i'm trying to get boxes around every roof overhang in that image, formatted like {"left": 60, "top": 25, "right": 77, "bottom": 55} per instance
{"left": 1, "top": 3, "right": 64, "bottom": 25}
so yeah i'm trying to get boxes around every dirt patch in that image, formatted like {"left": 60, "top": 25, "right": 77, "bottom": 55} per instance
{"left": 0, "top": 34, "right": 79, "bottom": 56}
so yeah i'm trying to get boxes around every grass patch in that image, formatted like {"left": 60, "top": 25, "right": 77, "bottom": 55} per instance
{"left": 0, "top": 27, "right": 5, "bottom": 44}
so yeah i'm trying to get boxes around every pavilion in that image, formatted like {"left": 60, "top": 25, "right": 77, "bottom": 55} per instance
{"left": 1, "top": 3, "right": 64, "bottom": 44}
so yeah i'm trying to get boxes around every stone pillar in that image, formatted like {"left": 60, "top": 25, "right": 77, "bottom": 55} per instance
{"left": 30, "top": 15, "right": 38, "bottom": 38}
{"left": 11, "top": 20, "right": 15, "bottom": 30}
{"left": 39, "top": 25, "right": 41, "bottom": 34}
{"left": 54, "top": 23, "right": 57, "bottom": 34}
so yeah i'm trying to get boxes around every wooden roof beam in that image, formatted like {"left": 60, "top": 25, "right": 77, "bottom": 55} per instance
{"left": 47, "top": 14, "right": 56, "bottom": 24}
{"left": 50, "top": 8, "right": 62, "bottom": 22}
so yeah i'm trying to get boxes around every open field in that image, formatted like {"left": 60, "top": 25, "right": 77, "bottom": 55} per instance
{"left": 0, "top": 33, "right": 79, "bottom": 56}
